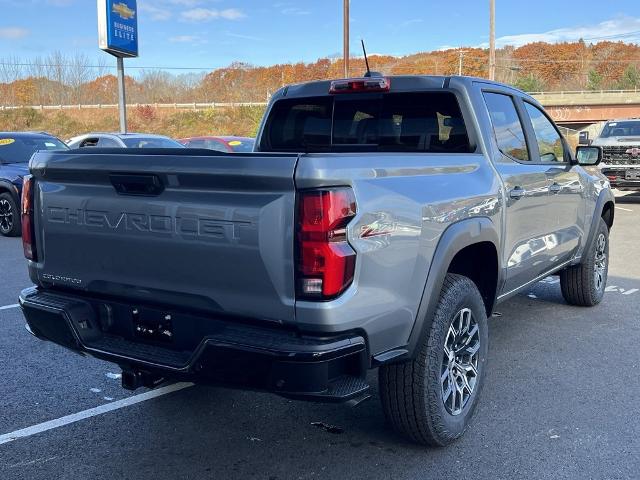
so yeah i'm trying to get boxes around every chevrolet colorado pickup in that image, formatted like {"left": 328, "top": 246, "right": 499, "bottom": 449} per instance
{"left": 591, "top": 118, "right": 640, "bottom": 191}
{"left": 19, "top": 75, "right": 614, "bottom": 446}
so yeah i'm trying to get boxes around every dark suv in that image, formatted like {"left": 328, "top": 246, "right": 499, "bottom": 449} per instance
{"left": 0, "top": 132, "right": 68, "bottom": 237}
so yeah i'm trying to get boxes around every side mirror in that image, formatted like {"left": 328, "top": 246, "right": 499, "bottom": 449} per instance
{"left": 575, "top": 145, "right": 602, "bottom": 166}
{"left": 578, "top": 131, "right": 590, "bottom": 145}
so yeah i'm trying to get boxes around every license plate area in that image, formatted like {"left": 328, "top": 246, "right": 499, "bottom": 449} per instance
{"left": 625, "top": 169, "right": 640, "bottom": 180}
{"left": 132, "top": 307, "right": 174, "bottom": 343}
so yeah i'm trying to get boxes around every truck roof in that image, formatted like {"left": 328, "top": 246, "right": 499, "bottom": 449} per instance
{"left": 276, "top": 75, "right": 530, "bottom": 99}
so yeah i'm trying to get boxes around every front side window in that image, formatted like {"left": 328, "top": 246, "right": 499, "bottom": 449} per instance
{"left": 483, "top": 92, "right": 529, "bottom": 162}
{"left": 524, "top": 103, "right": 565, "bottom": 163}
{"left": 261, "top": 92, "right": 471, "bottom": 153}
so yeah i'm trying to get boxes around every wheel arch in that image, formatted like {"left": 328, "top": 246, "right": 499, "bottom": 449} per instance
{"left": 404, "top": 217, "right": 501, "bottom": 360}
{"left": 0, "top": 180, "right": 20, "bottom": 203}
{"left": 581, "top": 189, "right": 615, "bottom": 263}
{"left": 601, "top": 200, "right": 614, "bottom": 230}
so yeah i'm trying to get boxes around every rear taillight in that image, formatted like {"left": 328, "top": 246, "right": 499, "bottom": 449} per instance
{"left": 21, "top": 175, "right": 37, "bottom": 261}
{"left": 297, "top": 188, "right": 357, "bottom": 299}
{"left": 329, "top": 77, "right": 391, "bottom": 94}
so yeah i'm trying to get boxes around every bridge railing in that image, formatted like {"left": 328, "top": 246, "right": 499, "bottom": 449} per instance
{"left": 530, "top": 89, "right": 640, "bottom": 96}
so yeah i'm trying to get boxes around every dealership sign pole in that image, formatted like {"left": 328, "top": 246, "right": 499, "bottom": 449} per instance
{"left": 97, "top": 0, "right": 139, "bottom": 134}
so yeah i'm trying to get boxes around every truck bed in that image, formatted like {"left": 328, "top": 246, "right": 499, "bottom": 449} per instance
{"left": 28, "top": 148, "right": 299, "bottom": 324}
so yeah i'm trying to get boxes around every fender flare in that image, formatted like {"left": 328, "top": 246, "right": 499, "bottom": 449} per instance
{"left": 581, "top": 189, "right": 615, "bottom": 262}
{"left": 400, "top": 217, "right": 501, "bottom": 360}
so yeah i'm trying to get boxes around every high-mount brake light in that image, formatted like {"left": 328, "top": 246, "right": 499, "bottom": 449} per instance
{"left": 21, "top": 175, "right": 37, "bottom": 261}
{"left": 297, "top": 188, "right": 357, "bottom": 299}
{"left": 329, "top": 77, "right": 391, "bottom": 94}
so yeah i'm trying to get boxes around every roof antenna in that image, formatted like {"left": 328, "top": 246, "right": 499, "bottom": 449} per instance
{"left": 361, "top": 39, "right": 382, "bottom": 78}
{"left": 361, "top": 39, "right": 371, "bottom": 77}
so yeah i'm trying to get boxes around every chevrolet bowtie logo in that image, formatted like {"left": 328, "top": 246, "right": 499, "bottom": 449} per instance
{"left": 112, "top": 2, "right": 136, "bottom": 20}
{"left": 625, "top": 147, "right": 640, "bottom": 156}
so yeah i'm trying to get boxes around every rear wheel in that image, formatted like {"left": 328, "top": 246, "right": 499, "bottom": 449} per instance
{"left": 379, "top": 273, "right": 488, "bottom": 446}
{"left": 560, "top": 218, "right": 609, "bottom": 306}
{"left": 0, "top": 192, "right": 20, "bottom": 237}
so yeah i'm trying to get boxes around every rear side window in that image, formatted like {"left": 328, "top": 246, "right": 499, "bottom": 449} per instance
{"left": 261, "top": 92, "right": 471, "bottom": 153}
{"left": 483, "top": 92, "right": 529, "bottom": 162}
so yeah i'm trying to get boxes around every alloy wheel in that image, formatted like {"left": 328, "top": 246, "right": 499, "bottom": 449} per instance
{"left": 0, "top": 198, "right": 13, "bottom": 234}
{"left": 594, "top": 232, "right": 607, "bottom": 292}
{"left": 441, "top": 308, "right": 480, "bottom": 416}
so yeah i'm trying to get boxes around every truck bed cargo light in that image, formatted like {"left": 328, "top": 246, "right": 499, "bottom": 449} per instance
{"left": 329, "top": 77, "right": 391, "bottom": 94}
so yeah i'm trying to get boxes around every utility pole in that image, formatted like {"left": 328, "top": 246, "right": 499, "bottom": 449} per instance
{"left": 116, "top": 57, "right": 127, "bottom": 134}
{"left": 343, "top": 0, "right": 350, "bottom": 78}
{"left": 489, "top": 0, "right": 496, "bottom": 80}
{"left": 458, "top": 49, "right": 464, "bottom": 76}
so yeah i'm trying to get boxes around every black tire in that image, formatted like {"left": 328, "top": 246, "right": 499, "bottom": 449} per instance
{"left": 0, "top": 192, "right": 21, "bottom": 237}
{"left": 560, "top": 218, "right": 609, "bottom": 307}
{"left": 379, "top": 273, "right": 489, "bottom": 446}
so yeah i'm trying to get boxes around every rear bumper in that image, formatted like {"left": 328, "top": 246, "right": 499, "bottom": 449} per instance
{"left": 19, "top": 287, "right": 369, "bottom": 402}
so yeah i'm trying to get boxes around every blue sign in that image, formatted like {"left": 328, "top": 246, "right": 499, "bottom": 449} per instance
{"left": 98, "top": 0, "right": 139, "bottom": 58}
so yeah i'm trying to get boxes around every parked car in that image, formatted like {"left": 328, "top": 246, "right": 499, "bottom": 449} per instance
{"left": 0, "top": 132, "right": 68, "bottom": 237}
{"left": 590, "top": 119, "right": 640, "bottom": 191}
{"left": 67, "top": 132, "right": 185, "bottom": 149}
{"left": 179, "top": 136, "right": 255, "bottom": 153}
{"left": 19, "top": 75, "right": 614, "bottom": 447}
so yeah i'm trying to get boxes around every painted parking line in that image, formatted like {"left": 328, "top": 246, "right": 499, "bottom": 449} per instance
{"left": 0, "top": 304, "right": 19, "bottom": 311}
{"left": 615, "top": 206, "right": 634, "bottom": 212}
{"left": 0, "top": 382, "right": 194, "bottom": 446}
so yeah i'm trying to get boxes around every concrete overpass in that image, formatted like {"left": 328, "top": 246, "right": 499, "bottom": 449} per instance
{"left": 531, "top": 90, "right": 640, "bottom": 128}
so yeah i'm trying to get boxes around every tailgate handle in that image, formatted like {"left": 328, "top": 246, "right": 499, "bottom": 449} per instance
{"left": 110, "top": 174, "right": 165, "bottom": 196}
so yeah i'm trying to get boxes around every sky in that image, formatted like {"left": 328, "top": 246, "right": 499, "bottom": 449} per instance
{"left": 0, "top": 0, "right": 639, "bottom": 73}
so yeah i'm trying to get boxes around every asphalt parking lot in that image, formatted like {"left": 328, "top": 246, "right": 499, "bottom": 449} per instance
{"left": 1, "top": 193, "right": 639, "bottom": 480}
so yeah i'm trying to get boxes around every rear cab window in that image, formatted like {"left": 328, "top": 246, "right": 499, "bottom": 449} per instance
{"left": 260, "top": 92, "right": 472, "bottom": 153}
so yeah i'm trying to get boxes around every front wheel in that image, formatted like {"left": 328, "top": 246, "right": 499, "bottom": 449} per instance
{"left": 379, "top": 273, "right": 489, "bottom": 446}
{"left": 560, "top": 218, "right": 609, "bottom": 307}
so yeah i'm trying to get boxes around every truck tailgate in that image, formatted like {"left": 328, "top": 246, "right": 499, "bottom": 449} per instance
{"left": 29, "top": 149, "right": 299, "bottom": 323}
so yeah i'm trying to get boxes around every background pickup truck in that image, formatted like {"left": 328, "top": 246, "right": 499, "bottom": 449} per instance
{"left": 590, "top": 118, "right": 640, "bottom": 191}
{"left": 20, "top": 75, "right": 614, "bottom": 446}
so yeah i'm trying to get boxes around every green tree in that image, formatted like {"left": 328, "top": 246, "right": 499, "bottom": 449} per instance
{"left": 587, "top": 69, "right": 603, "bottom": 90}
{"left": 515, "top": 74, "right": 545, "bottom": 92}
{"left": 616, "top": 65, "right": 640, "bottom": 89}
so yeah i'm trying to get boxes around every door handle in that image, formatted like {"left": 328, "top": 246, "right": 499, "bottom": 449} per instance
{"left": 549, "top": 183, "right": 562, "bottom": 194}
{"left": 509, "top": 186, "right": 526, "bottom": 199}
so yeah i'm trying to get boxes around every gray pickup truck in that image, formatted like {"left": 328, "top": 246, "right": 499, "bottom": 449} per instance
{"left": 19, "top": 75, "right": 614, "bottom": 446}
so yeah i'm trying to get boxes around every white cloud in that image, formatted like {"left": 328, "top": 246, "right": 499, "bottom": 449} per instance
{"left": 0, "top": 27, "right": 29, "bottom": 39}
{"left": 139, "top": 2, "right": 172, "bottom": 21}
{"left": 181, "top": 7, "right": 245, "bottom": 22}
{"left": 481, "top": 16, "right": 640, "bottom": 48}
